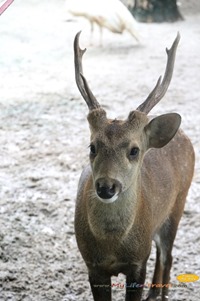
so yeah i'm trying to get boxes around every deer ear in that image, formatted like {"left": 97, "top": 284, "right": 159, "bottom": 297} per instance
{"left": 145, "top": 113, "right": 181, "bottom": 148}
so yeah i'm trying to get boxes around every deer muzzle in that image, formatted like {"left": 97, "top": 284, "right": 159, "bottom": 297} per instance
{"left": 95, "top": 178, "right": 122, "bottom": 203}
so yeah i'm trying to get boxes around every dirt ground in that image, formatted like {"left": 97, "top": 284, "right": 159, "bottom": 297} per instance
{"left": 0, "top": 0, "right": 200, "bottom": 300}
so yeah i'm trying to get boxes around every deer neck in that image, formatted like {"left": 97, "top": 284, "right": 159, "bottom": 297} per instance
{"left": 86, "top": 175, "right": 143, "bottom": 240}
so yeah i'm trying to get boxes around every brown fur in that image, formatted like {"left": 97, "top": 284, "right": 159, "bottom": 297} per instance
{"left": 73, "top": 32, "right": 194, "bottom": 301}
{"left": 75, "top": 109, "right": 194, "bottom": 301}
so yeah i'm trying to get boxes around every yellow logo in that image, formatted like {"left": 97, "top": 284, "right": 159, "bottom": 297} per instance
{"left": 176, "top": 274, "right": 199, "bottom": 283}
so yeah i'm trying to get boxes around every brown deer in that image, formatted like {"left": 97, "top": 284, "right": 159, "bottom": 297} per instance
{"left": 73, "top": 31, "right": 195, "bottom": 301}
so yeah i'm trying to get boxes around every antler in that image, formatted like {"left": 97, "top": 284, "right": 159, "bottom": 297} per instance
{"left": 136, "top": 32, "right": 180, "bottom": 114}
{"left": 74, "top": 31, "right": 100, "bottom": 110}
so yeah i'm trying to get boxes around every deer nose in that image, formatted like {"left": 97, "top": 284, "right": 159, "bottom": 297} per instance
{"left": 95, "top": 178, "right": 122, "bottom": 200}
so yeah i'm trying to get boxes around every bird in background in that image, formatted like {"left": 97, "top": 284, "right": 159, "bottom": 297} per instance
{"left": 65, "top": 0, "right": 140, "bottom": 45}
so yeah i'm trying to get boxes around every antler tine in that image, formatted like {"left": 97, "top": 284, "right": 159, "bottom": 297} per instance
{"left": 137, "top": 32, "right": 181, "bottom": 114}
{"left": 74, "top": 31, "right": 100, "bottom": 110}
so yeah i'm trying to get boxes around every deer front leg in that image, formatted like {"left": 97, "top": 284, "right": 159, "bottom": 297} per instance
{"left": 145, "top": 246, "right": 163, "bottom": 301}
{"left": 125, "top": 264, "right": 146, "bottom": 301}
{"left": 89, "top": 270, "right": 111, "bottom": 301}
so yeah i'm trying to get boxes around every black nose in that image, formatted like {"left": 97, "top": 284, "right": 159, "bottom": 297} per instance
{"left": 95, "top": 178, "right": 121, "bottom": 200}
{"left": 96, "top": 183, "right": 115, "bottom": 199}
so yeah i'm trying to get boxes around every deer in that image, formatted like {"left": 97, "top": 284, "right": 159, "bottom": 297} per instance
{"left": 73, "top": 31, "right": 195, "bottom": 301}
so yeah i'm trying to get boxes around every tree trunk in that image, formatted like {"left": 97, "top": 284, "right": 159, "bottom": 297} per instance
{"left": 131, "top": 0, "right": 184, "bottom": 23}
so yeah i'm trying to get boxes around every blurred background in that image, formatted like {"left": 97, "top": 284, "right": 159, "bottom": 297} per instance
{"left": 0, "top": 0, "right": 199, "bottom": 300}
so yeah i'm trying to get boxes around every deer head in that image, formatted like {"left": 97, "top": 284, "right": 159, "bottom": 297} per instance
{"left": 74, "top": 31, "right": 181, "bottom": 203}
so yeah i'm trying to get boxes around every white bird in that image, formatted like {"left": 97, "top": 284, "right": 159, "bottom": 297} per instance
{"left": 65, "top": 0, "right": 140, "bottom": 44}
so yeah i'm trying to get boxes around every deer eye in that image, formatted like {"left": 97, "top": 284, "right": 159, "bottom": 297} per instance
{"left": 129, "top": 147, "right": 139, "bottom": 159}
{"left": 89, "top": 144, "right": 96, "bottom": 156}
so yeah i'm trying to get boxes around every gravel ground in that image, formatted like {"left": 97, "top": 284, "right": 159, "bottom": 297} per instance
{"left": 0, "top": 0, "right": 199, "bottom": 300}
